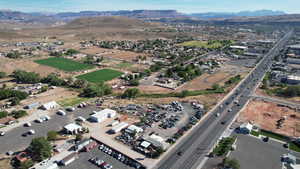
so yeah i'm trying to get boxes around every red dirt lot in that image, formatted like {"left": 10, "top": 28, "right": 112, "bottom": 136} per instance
{"left": 238, "top": 100, "right": 300, "bottom": 137}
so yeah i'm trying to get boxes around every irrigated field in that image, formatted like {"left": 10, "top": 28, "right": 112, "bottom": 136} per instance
{"left": 77, "top": 69, "right": 123, "bottom": 83}
{"left": 35, "top": 57, "right": 94, "bottom": 72}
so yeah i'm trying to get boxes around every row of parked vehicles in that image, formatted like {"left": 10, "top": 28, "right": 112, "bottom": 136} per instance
{"left": 89, "top": 157, "right": 113, "bottom": 169}
{"left": 99, "top": 144, "right": 143, "bottom": 169}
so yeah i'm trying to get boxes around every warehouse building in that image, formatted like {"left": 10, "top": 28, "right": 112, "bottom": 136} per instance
{"left": 89, "top": 109, "right": 116, "bottom": 123}
{"left": 109, "top": 122, "right": 129, "bottom": 134}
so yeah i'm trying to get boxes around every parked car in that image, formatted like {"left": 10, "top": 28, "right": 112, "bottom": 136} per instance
{"left": 0, "top": 131, "right": 5, "bottom": 136}
{"left": 57, "top": 110, "right": 66, "bottom": 116}
{"left": 28, "top": 129, "right": 35, "bottom": 135}
{"left": 35, "top": 118, "right": 43, "bottom": 123}
{"left": 24, "top": 122, "right": 32, "bottom": 127}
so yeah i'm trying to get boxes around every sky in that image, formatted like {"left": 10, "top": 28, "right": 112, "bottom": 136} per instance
{"left": 0, "top": 0, "right": 299, "bottom": 14}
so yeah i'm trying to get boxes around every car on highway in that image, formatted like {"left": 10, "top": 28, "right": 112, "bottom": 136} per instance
{"left": 221, "top": 121, "right": 227, "bottom": 125}
{"left": 28, "top": 129, "right": 35, "bottom": 135}
{"left": 35, "top": 118, "right": 43, "bottom": 123}
{"left": 24, "top": 122, "right": 32, "bottom": 127}
{"left": 40, "top": 115, "right": 51, "bottom": 121}
{"left": 177, "top": 151, "right": 183, "bottom": 156}
{"left": 263, "top": 136, "right": 269, "bottom": 142}
{"left": 0, "top": 131, "right": 5, "bottom": 136}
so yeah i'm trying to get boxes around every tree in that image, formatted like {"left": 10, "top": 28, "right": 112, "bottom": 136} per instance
{"left": 212, "top": 83, "right": 221, "bottom": 90}
{"left": 28, "top": 137, "right": 52, "bottom": 161}
{"left": 66, "top": 49, "right": 79, "bottom": 56}
{"left": 128, "top": 79, "right": 139, "bottom": 86}
{"left": 222, "top": 157, "right": 240, "bottom": 169}
{"left": 72, "top": 79, "right": 88, "bottom": 89}
{"left": 11, "top": 110, "right": 27, "bottom": 119}
{"left": 19, "top": 159, "right": 34, "bottom": 169}
{"left": 10, "top": 97, "right": 20, "bottom": 106}
{"left": 0, "top": 111, "right": 8, "bottom": 118}
{"left": 178, "top": 90, "right": 189, "bottom": 98}
{"left": 12, "top": 70, "right": 41, "bottom": 84}
{"left": 47, "top": 131, "right": 58, "bottom": 141}
{"left": 41, "top": 73, "right": 66, "bottom": 86}
{"left": 0, "top": 72, "right": 6, "bottom": 78}
{"left": 122, "top": 88, "right": 140, "bottom": 99}
{"left": 80, "top": 83, "right": 112, "bottom": 98}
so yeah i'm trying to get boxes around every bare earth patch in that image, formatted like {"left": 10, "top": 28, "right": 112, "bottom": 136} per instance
{"left": 238, "top": 100, "right": 300, "bottom": 137}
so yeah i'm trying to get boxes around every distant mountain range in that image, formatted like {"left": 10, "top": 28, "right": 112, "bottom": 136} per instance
{"left": 0, "top": 9, "right": 295, "bottom": 25}
{"left": 189, "top": 10, "right": 286, "bottom": 19}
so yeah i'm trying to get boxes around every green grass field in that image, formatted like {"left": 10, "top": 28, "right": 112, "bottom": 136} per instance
{"left": 77, "top": 69, "right": 123, "bottom": 83}
{"left": 35, "top": 57, "right": 94, "bottom": 72}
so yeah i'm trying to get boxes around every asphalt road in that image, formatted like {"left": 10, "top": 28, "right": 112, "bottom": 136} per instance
{"left": 155, "top": 30, "right": 293, "bottom": 169}
{"left": 0, "top": 106, "right": 101, "bottom": 155}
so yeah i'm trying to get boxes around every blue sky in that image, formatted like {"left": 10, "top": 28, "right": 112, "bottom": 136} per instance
{"left": 0, "top": 0, "right": 299, "bottom": 14}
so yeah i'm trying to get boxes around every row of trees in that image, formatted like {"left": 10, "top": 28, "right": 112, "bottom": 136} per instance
{"left": 0, "top": 89, "right": 28, "bottom": 101}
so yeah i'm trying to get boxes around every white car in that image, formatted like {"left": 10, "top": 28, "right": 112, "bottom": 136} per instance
{"left": 24, "top": 122, "right": 32, "bottom": 127}
{"left": 57, "top": 110, "right": 66, "bottom": 116}
{"left": 41, "top": 115, "right": 51, "bottom": 121}
{"left": 28, "top": 129, "right": 35, "bottom": 135}
{"left": 35, "top": 118, "right": 43, "bottom": 123}
{"left": 0, "top": 131, "right": 5, "bottom": 136}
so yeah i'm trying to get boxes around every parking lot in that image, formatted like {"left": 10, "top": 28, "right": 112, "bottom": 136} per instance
{"left": 0, "top": 105, "right": 102, "bottom": 155}
{"left": 229, "top": 134, "right": 300, "bottom": 169}
{"left": 63, "top": 147, "right": 135, "bottom": 169}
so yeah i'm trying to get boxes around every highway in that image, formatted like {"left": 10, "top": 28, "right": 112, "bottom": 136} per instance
{"left": 154, "top": 30, "right": 293, "bottom": 169}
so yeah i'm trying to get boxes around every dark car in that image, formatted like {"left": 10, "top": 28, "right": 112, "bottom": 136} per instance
{"left": 263, "top": 136, "right": 269, "bottom": 142}
{"left": 177, "top": 151, "right": 183, "bottom": 156}
{"left": 221, "top": 121, "right": 227, "bottom": 125}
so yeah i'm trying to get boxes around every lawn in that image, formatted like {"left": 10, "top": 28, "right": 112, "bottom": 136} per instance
{"left": 180, "top": 41, "right": 223, "bottom": 49}
{"left": 77, "top": 69, "right": 123, "bottom": 83}
{"left": 35, "top": 57, "right": 94, "bottom": 72}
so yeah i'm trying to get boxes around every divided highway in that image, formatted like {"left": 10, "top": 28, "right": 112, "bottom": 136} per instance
{"left": 155, "top": 30, "right": 293, "bottom": 169}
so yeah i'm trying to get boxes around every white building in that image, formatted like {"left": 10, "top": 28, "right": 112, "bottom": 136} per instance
{"left": 41, "top": 101, "right": 59, "bottom": 110}
{"left": 239, "top": 122, "right": 253, "bottom": 134}
{"left": 89, "top": 109, "right": 116, "bottom": 123}
{"left": 145, "top": 134, "right": 169, "bottom": 150}
{"left": 110, "top": 122, "right": 129, "bottom": 134}
{"left": 63, "top": 123, "right": 82, "bottom": 135}
{"left": 126, "top": 125, "right": 144, "bottom": 134}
